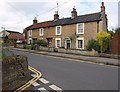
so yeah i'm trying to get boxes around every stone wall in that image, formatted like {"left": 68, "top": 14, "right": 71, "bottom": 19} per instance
{"left": 2, "top": 55, "right": 30, "bottom": 91}
{"left": 39, "top": 46, "right": 54, "bottom": 52}
{"left": 57, "top": 48, "right": 98, "bottom": 56}
{"left": 38, "top": 46, "right": 119, "bottom": 59}
{"left": 37, "top": 46, "right": 97, "bottom": 56}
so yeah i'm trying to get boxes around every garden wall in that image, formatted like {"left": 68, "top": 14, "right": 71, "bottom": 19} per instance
{"left": 57, "top": 48, "right": 98, "bottom": 56}
{"left": 2, "top": 55, "right": 30, "bottom": 91}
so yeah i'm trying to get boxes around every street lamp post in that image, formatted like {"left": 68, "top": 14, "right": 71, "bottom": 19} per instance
{"left": 1, "top": 27, "right": 5, "bottom": 38}
{"left": 1, "top": 27, "right": 6, "bottom": 44}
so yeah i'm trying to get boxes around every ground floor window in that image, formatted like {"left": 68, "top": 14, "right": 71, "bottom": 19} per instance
{"left": 55, "top": 38, "right": 61, "bottom": 48}
{"left": 76, "top": 38, "right": 84, "bottom": 49}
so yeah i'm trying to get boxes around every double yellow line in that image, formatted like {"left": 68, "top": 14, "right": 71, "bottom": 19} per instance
{"left": 15, "top": 66, "right": 42, "bottom": 92}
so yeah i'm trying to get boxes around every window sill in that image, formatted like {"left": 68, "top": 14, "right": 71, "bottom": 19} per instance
{"left": 76, "top": 33, "right": 84, "bottom": 35}
{"left": 56, "top": 34, "right": 61, "bottom": 36}
{"left": 39, "top": 35, "right": 44, "bottom": 36}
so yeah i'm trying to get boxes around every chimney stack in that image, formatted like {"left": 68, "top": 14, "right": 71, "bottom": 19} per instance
{"left": 33, "top": 17, "right": 38, "bottom": 24}
{"left": 101, "top": 2, "right": 105, "bottom": 13}
{"left": 71, "top": 7, "right": 77, "bottom": 18}
{"left": 54, "top": 11, "right": 59, "bottom": 20}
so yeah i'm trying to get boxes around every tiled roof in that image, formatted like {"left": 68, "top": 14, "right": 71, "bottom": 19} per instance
{"left": 8, "top": 33, "right": 25, "bottom": 40}
{"left": 26, "top": 20, "right": 53, "bottom": 30}
{"left": 51, "top": 12, "right": 101, "bottom": 26}
{"left": 5, "top": 30, "right": 20, "bottom": 33}
{"left": 26, "top": 12, "right": 101, "bottom": 30}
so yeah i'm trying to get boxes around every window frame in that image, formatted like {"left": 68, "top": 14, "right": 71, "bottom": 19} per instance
{"left": 28, "top": 38, "right": 32, "bottom": 44}
{"left": 76, "top": 23, "right": 84, "bottom": 34}
{"left": 56, "top": 26, "right": 61, "bottom": 35}
{"left": 76, "top": 38, "right": 84, "bottom": 49}
{"left": 39, "top": 28, "right": 44, "bottom": 36}
{"left": 29, "top": 30, "right": 32, "bottom": 37}
{"left": 55, "top": 38, "right": 61, "bottom": 48}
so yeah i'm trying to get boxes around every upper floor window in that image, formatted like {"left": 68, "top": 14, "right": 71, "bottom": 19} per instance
{"left": 56, "top": 26, "right": 61, "bottom": 35}
{"left": 76, "top": 23, "right": 84, "bottom": 34}
{"left": 39, "top": 28, "right": 44, "bottom": 36}
{"left": 29, "top": 30, "right": 32, "bottom": 36}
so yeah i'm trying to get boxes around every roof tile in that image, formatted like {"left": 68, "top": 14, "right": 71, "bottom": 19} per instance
{"left": 26, "top": 12, "right": 101, "bottom": 30}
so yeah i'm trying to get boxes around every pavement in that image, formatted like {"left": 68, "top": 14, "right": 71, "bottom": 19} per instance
{"left": 12, "top": 48, "right": 119, "bottom": 66}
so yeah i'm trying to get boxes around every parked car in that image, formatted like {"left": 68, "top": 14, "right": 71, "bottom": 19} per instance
{"left": 16, "top": 40, "right": 23, "bottom": 44}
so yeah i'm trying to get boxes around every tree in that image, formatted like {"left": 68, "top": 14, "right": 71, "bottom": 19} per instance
{"left": 97, "top": 31, "right": 111, "bottom": 53}
{"left": 86, "top": 39, "right": 100, "bottom": 51}
{"left": 108, "top": 30, "right": 114, "bottom": 38}
{"left": 115, "top": 27, "right": 120, "bottom": 33}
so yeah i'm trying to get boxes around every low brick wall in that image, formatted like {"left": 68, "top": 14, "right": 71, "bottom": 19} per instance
{"left": 16, "top": 44, "right": 24, "bottom": 48}
{"left": 38, "top": 46, "right": 97, "bottom": 56}
{"left": 16, "top": 45, "right": 119, "bottom": 59}
{"left": 57, "top": 48, "right": 98, "bottom": 56}
{"left": 39, "top": 46, "right": 54, "bottom": 52}
{"left": 2, "top": 55, "right": 30, "bottom": 91}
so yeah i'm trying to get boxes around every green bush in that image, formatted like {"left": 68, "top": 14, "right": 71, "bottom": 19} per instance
{"left": 31, "top": 44, "right": 36, "bottom": 50}
{"left": 115, "top": 27, "right": 120, "bottom": 33}
{"left": 97, "top": 32, "right": 111, "bottom": 53}
{"left": 23, "top": 44, "right": 37, "bottom": 50}
{"left": 102, "top": 37, "right": 111, "bottom": 53}
{"left": 23, "top": 44, "right": 32, "bottom": 50}
{"left": 23, "top": 44, "right": 26, "bottom": 49}
{"left": 59, "top": 46, "right": 64, "bottom": 48}
{"left": 33, "top": 40, "right": 47, "bottom": 46}
{"left": 86, "top": 39, "right": 100, "bottom": 51}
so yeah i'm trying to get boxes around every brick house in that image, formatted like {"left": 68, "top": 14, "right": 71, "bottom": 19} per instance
{"left": 0, "top": 30, "right": 25, "bottom": 42}
{"left": 25, "top": 2, "right": 107, "bottom": 50}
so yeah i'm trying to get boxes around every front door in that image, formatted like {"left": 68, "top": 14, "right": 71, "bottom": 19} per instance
{"left": 66, "top": 39, "right": 71, "bottom": 49}
{"left": 47, "top": 38, "right": 52, "bottom": 47}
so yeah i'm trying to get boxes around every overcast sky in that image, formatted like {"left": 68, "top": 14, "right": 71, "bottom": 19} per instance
{"left": 0, "top": 0, "right": 119, "bottom": 33}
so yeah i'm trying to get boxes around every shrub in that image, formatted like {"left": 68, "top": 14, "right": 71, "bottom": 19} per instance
{"left": 97, "top": 32, "right": 111, "bottom": 53}
{"left": 59, "top": 46, "right": 65, "bottom": 48}
{"left": 115, "top": 27, "right": 120, "bottom": 33}
{"left": 23, "top": 44, "right": 26, "bottom": 49}
{"left": 23, "top": 44, "right": 31, "bottom": 50}
{"left": 31, "top": 44, "right": 36, "bottom": 50}
{"left": 86, "top": 39, "right": 100, "bottom": 51}
{"left": 33, "top": 40, "right": 47, "bottom": 46}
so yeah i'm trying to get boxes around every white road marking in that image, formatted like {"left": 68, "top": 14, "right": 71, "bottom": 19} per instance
{"left": 38, "top": 87, "right": 48, "bottom": 92}
{"left": 49, "top": 84, "right": 62, "bottom": 91}
{"left": 31, "top": 74, "right": 36, "bottom": 77}
{"left": 31, "top": 81, "right": 40, "bottom": 87}
{"left": 39, "top": 78, "right": 49, "bottom": 84}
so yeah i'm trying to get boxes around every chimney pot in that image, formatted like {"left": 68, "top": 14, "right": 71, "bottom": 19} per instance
{"left": 54, "top": 11, "right": 59, "bottom": 20}
{"left": 33, "top": 17, "right": 38, "bottom": 24}
{"left": 71, "top": 7, "right": 77, "bottom": 18}
{"left": 101, "top": 2, "right": 105, "bottom": 13}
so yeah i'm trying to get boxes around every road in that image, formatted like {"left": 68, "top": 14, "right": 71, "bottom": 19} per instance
{"left": 13, "top": 50, "right": 118, "bottom": 91}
